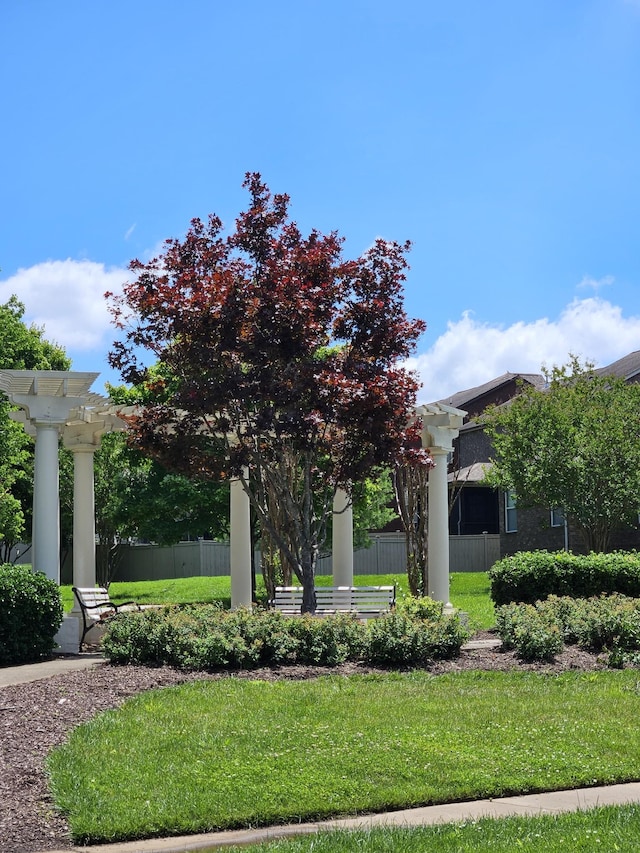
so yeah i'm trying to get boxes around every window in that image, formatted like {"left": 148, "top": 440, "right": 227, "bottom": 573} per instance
{"left": 550, "top": 507, "right": 565, "bottom": 528}
{"left": 505, "top": 490, "right": 517, "bottom": 533}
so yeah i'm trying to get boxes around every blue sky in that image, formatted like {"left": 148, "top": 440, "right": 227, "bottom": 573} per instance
{"left": 2, "top": 0, "right": 639, "bottom": 402}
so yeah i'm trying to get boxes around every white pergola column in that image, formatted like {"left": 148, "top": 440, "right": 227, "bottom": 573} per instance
{"left": 63, "top": 414, "right": 124, "bottom": 591}
{"left": 230, "top": 471, "right": 252, "bottom": 609}
{"left": 427, "top": 447, "right": 450, "bottom": 606}
{"left": 418, "top": 403, "right": 466, "bottom": 611}
{"left": 32, "top": 422, "right": 62, "bottom": 583}
{"left": 332, "top": 487, "right": 354, "bottom": 586}
{"left": 69, "top": 447, "right": 96, "bottom": 589}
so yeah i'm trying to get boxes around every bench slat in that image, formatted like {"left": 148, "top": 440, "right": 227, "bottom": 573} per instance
{"left": 270, "top": 585, "right": 395, "bottom": 617}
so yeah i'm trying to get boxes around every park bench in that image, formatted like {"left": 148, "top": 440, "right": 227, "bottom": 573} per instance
{"left": 72, "top": 586, "right": 142, "bottom": 650}
{"left": 270, "top": 585, "right": 395, "bottom": 618}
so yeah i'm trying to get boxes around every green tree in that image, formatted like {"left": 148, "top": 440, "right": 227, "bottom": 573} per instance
{"left": 93, "top": 432, "right": 229, "bottom": 586}
{"left": 483, "top": 356, "right": 640, "bottom": 553}
{"left": 0, "top": 297, "right": 70, "bottom": 560}
{"left": 351, "top": 468, "right": 397, "bottom": 550}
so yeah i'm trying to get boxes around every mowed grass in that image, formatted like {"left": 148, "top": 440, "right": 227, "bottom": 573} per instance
{"left": 60, "top": 571, "right": 495, "bottom": 629}
{"left": 218, "top": 804, "right": 640, "bottom": 853}
{"left": 48, "top": 669, "right": 640, "bottom": 844}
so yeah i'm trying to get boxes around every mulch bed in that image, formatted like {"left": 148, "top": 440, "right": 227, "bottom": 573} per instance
{"left": 0, "top": 638, "right": 610, "bottom": 853}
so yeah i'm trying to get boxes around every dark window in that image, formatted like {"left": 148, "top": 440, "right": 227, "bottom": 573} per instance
{"left": 449, "top": 487, "right": 499, "bottom": 535}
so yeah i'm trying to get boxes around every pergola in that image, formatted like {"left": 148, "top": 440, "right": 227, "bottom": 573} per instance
{"left": 0, "top": 369, "right": 465, "bottom": 645}
{"left": 0, "top": 370, "right": 125, "bottom": 586}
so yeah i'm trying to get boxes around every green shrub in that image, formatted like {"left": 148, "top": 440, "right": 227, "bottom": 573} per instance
{"left": 364, "top": 612, "right": 468, "bottom": 666}
{"left": 102, "top": 603, "right": 464, "bottom": 670}
{"left": 397, "top": 594, "right": 444, "bottom": 621}
{"left": 489, "top": 550, "right": 640, "bottom": 605}
{"left": 496, "top": 593, "right": 640, "bottom": 662}
{"left": 495, "top": 601, "right": 564, "bottom": 662}
{"left": 0, "top": 565, "right": 63, "bottom": 665}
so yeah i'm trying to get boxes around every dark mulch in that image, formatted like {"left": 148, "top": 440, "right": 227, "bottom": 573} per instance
{"left": 0, "top": 639, "right": 609, "bottom": 853}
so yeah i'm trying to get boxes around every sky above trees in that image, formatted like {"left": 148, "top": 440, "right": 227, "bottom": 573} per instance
{"left": 1, "top": 0, "right": 639, "bottom": 401}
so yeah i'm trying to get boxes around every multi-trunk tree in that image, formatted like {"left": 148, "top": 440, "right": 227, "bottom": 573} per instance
{"left": 483, "top": 356, "right": 640, "bottom": 553}
{"left": 392, "top": 421, "right": 434, "bottom": 596}
{"left": 108, "top": 173, "right": 425, "bottom": 611}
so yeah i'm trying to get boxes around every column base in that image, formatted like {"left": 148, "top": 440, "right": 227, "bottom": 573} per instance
{"left": 53, "top": 615, "right": 81, "bottom": 655}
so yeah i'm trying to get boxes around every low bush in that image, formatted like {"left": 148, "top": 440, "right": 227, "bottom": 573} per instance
{"left": 495, "top": 593, "right": 640, "bottom": 661}
{"left": 396, "top": 594, "right": 444, "bottom": 621}
{"left": 489, "top": 550, "right": 640, "bottom": 605}
{"left": 495, "top": 602, "right": 564, "bottom": 662}
{"left": 0, "top": 565, "right": 63, "bottom": 665}
{"left": 102, "top": 600, "right": 466, "bottom": 670}
{"left": 365, "top": 611, "right": 468, "bottom": 666}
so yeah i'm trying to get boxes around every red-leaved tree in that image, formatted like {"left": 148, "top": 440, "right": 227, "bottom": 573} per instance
{"left": 107, "top": 173, "right": 426, "bottom": 612}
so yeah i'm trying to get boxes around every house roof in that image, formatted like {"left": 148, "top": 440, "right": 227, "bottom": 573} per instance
{"left": 447, "top": 462, "right": 493, "bottom": 483}
{"left": 596, "top": 350, "right": 640, "bottom": 383}
{"left": 436, "top": 372, "right": 545, "bottom": 410}
{"left": 430, "top": 350, "right": 640, "bottom": 421}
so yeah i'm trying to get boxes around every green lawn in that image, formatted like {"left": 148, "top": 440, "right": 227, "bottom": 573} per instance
{"left": 48, "top": 668, "right": 640, "bottom": 844}
{"left": 60, "top": 571, "right": 495, "bottom": 629}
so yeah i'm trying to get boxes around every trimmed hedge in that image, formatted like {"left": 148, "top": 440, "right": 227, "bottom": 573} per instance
{"left": 489, "top": 550, "right": 640, "bottom": 606}
{"left": 0, "top": 565, "right": 64, "bottom": 665}
{"left": 101, "top": 600, "right": 469, "bottom": 670}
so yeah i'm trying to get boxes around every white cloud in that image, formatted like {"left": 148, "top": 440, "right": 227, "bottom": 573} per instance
{"left": 409, "top": 297, "right": 640, "bottom": 403}
{"left": 577, "top": 274, "right": 614, "bottom": 291}
{"left": 0, "top": 259, "right": 127, "bottom": 351}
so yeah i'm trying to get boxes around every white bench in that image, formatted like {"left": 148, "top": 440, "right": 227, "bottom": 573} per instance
{"left": 73, "top": 586, "right": 141, "bottom": 650}
{"left": 270, "top": 585, "right": 395, "bottom": 618}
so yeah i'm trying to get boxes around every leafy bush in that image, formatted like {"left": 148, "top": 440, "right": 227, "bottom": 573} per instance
{"left": 494, "top": 602, "right": 564, "bottom": 661}
{"left": 496, "top": 593, "right": 640, "bottom": 662}
{"left": 0, "top": 565, "right": 63, "bottom": 665}
{"left": 364, "top": 611, "right": 468, "bottom": 666}
{"left": 489, "top": 550, "right": 640, "bottom": 606}
{"left": 397, "top": 594, "right": 444, "bottom": 621}
{"left": 102, "top": 602, "right": 464, "bottom": 670}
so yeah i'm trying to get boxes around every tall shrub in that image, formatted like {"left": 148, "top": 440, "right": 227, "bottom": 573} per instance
{"left": 0, "top": 565, "right": 63, "bottom": 664}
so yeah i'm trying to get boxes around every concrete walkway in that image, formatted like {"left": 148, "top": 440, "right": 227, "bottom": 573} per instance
{"left": 0, "top": 652, "right": 105, "bottom": 687}
{"left": 3, "top": 649, "right": 639, "bottom": 853}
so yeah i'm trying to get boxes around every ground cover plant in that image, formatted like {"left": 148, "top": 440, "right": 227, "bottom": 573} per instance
{"left": 47, "top": 669, "right": 640, "bottom": 845}
{"left": 221, "top": 804, "right": 640, "bottom": 853}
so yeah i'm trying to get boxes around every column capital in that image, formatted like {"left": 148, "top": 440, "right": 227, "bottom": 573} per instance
{"left": 416, "top": 402, "right": 467, "bottom": 453}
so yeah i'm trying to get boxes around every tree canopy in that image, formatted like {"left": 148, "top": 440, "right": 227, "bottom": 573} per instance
{"left": 108, "top": 173, "right": 425, "bottom": 611}
{"left": 91, "top": 431, "right": 230, "bottom": 585}
{"left": 483, "top": 357, "right": 640, "bottom": 552}
{"left": 0, "top": 297, "right": 70, "bottom": 559}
